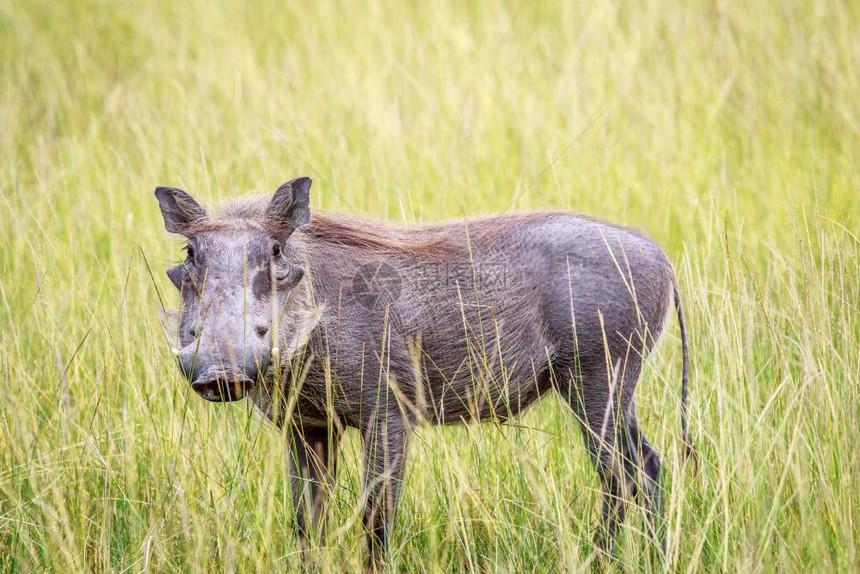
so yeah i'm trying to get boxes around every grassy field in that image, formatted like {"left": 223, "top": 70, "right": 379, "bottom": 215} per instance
{"left": 1, "top": 0, "right": 858, "bottom": 571}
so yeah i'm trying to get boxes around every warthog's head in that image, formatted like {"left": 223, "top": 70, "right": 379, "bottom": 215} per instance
{"left": 155, "top": 177, "right": 314, "bottom": 402}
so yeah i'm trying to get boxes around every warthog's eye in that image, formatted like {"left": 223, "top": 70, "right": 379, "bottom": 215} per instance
{"left": 272, "top": 242, "right": 282, "bottom": 258}
{"left": 274, "top": 263, "right": 304, "bottom": 288}
{"left": 185, "top": 244, "right": 195, "bottom": 262}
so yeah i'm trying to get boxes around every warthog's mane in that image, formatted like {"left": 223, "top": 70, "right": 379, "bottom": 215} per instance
{"left": 183, "top": 194, "right": 653, "bottom": 262}
{"left": 180, "top": 193, "right": 472, "bottom": 257}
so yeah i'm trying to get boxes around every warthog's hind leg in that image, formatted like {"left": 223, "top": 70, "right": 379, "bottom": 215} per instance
{"left": 559, "top": 362, "right": 656, "bottom": 557}
{"left": 627, "top": 407, "right": 665, "bottom": 553}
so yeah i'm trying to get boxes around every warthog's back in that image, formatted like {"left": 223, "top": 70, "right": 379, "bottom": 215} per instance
{"left": 297, "top": 211, "right": 675, "bottom": 425}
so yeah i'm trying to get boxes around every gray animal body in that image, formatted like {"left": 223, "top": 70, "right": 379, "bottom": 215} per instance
{"left": 155, "top": 177, "right": 692, "bottom": 567}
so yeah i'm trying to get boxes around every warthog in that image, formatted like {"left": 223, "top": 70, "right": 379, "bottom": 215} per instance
{"left": 155, "top": 177, "right": 692, "bottom": 566}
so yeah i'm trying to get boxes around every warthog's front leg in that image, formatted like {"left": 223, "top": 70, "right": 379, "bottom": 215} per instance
{"left": 288, "top": 426, "right": 341, "bottom": 543}
{"left": 361, "top": 414, "right": 410, "bottom": 570}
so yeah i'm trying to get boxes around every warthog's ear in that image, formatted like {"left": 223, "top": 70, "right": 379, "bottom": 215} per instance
{"left": 266, "top": 177, "right": 311, "bottom": 233}
{"left": 154, "top": 186, "right": 207, "bottom": 235}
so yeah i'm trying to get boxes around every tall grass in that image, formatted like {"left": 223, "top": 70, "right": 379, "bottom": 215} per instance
{"left": 0, "top": 0, "right": 857, "bottom": 571}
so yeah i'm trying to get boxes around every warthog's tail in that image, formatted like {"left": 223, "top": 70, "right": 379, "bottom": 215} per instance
{"left": 673, "top": 278, "right": 696, "bottom": 464}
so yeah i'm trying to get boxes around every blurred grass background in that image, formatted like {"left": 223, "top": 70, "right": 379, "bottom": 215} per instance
{"left": 0, "top": 0, "right": 858, "bottom": 571}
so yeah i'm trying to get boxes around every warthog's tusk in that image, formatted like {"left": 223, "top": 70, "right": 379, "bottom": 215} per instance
{"left": 171, "top": 348, "right": 180, "bottom": 357}
{"left": 271, "top": 347, "right": 280, "bottom": 359}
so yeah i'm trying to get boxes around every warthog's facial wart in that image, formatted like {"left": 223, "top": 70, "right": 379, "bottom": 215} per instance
{"left": 155, "top": 178, "right": 312, "bottom": 402}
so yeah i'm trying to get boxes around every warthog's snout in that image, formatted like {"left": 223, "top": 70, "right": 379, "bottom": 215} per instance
{"left": 190, "top": 368, "right": 256, "bottom": 402}
{"left": 176, "top": 346, "right": 270, "bottom": 402}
